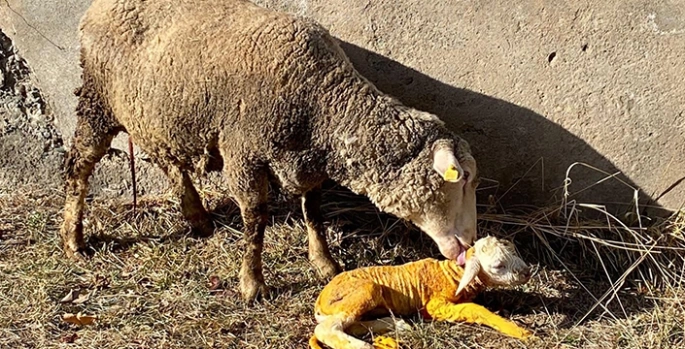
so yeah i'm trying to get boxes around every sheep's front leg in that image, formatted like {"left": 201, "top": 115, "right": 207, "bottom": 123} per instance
{"left": 232, "top": 170, "right": 270, "bottom": 302}
{"left": 425, "top": 298, "right": 532, "bottom": 340}
{"left": 302, "top": 188, "right": 341, "bottom": 279}
{"left": 163, "top": 164, "right": 213, "bottom": 237}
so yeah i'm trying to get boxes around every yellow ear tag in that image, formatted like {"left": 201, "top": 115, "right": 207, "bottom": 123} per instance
{"left": 443, "top": 164, "right": 461, "bottom": 182}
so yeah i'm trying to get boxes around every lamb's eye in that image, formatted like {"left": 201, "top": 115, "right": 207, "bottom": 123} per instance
{"left": 492, "top": 262, "right": 505, "bottom": 270}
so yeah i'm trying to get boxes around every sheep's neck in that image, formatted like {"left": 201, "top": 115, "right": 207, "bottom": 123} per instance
{"left": 323, "top": 92, "right": 444, "bottom": 217}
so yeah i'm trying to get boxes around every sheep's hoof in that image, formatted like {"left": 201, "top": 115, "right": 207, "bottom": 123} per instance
{"left": 63, "top": 243, "right": 90, "bottom": 262}
{"left": 311, "top": 256, "right": 342, "bottom": 280}
{"left": 239, "top": 278, "right": 271, "bottom": 303}
{"left": 61, "top": 232, "right": 89, "bottom": 261}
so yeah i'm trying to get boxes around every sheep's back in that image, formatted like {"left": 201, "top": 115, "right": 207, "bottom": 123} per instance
{"left": 78, "top": 0, "right": 349, "bottom": 168}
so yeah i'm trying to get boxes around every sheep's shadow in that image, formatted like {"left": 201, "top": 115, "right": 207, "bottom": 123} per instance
{"left": 336, "top": 40, "right": 668, "bottom": 218}
{"left": 474, "top": 283, "right": 650, "bottom": 331}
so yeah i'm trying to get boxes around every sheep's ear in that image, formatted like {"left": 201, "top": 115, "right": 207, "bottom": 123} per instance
{"left": 433, "top": 147, "right": 462, "bottom": 182}
{"left": 456, "top": 257, "right": 481, "bottom": 298}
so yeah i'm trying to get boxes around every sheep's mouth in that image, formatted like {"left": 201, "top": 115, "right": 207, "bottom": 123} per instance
{"left": 433, "top": 233, "right": 469, "bottom": 264}
{"left": 456, "top": 249, "right": 467, "bottom": 265}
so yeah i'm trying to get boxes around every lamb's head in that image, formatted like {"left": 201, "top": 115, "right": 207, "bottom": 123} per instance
{"left": 408, "top": 138, "right": 478, "bottom": 265}
{"left": 456, "top": 236, "right": 532, "bottom": 297}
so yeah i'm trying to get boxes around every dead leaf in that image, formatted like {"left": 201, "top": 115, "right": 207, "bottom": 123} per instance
{"left": 62, "top": 312, "right": 97, "bottom": 326}
{"left": 60, "top": 289, "right": 79, "bottom": 303}
{"left": 208, "top": 275, "right": 222, "bottom": 292}
{"left": 60, "top": 332, "right": 78, "bottom": 343}
{"left": 72, "top": 291, "right": 90, "bottom": 304}
{"left": 60, "top": 289, "right": 90, "bottom": 304}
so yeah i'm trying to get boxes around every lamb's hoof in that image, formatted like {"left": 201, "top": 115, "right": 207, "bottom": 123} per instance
{"left": 373, "top": 336, "right": 400, "bottom": 349}
{"left": 239, "top": 278, "right": 271, "bottom": 303}
{"left": 519, "top": 330, "right": 538, "bottom": 342}
{"left": 311, "top": 256, "right": 342, "bottom": 280}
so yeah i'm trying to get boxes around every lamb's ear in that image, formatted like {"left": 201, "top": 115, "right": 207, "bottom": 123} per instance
{"left": 455, "top": 257, "right": 481, "bottom": 298}
{"left": 433, "top": 147, "right": 462, "bottom": 182}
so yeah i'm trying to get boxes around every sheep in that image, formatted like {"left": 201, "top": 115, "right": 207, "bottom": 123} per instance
{"left": 60, "top": 0, "right": 480, "bottom": 302}
{"left": 308, "top": 236, "right": 534, "bottom": 349}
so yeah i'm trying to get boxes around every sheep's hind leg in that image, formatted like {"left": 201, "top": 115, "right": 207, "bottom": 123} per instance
{"left": 313, "top": 280, "right": 386, "bottom": 349}
{"left": 302, "top": 188, "right": 341, "bottom": 279}
{"left": 61, "top": 86, "right": 121, "bottom": 259}
{"left": 163, "top": 164, "right": 213, "bottom": 237}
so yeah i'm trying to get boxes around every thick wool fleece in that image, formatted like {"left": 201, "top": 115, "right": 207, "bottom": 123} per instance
{"left": 77, "top": 0, "right": 470, "bottom": 218}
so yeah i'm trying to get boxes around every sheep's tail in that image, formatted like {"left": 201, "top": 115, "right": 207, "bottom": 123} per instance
{"left": 128, "top": 135, "right": 137, "bottom": 212}
{"left": 308, "top": 334, "right": 324, "bottom": 349}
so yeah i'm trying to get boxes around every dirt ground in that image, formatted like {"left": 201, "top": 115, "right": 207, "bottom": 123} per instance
{"left": 0, "top": 184, "right": 683, "bottom": 349}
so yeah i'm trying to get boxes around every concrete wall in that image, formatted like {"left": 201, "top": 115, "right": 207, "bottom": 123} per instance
{"left": 1, "top": 0, "right": 683, "bottom": 212}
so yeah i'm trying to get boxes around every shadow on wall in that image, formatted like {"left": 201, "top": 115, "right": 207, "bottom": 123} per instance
{"left": 337, "top": 40, "right": 666, "bottom": 216}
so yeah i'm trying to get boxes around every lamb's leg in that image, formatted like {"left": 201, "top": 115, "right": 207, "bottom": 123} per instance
{"left": 302, "top": 188, "right": 341, "bottom": 279}
{"left": 164, "top": 165, "right": 213, "bottom": 237}
{"left": 347, "top": 317, "right": 407, "bottom": 349}
{"left": 347, "top": 317, "right": 410, "bottom": 336}
{"left": 425, "top": 298, "right": 533, "bottom": 340}
{"left": 61, "top": 86, "right": 121, "bottom": 259}
{"left": 313, "top": 280, "right": 386, "bottom": 349}
{"left": 314, "top": 314, "right": 374, "bottom": 349}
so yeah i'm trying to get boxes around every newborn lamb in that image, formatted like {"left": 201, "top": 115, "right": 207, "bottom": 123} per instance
{"left": 309, "top": 236, "right": 535, "bottom": 349}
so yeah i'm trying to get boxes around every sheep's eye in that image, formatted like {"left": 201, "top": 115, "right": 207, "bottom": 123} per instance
{"left": 492, "top": 262, "right": 505, "bottom": 270}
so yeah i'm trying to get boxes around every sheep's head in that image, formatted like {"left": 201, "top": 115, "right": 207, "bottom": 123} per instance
{"left": 456, "top": 236, "right": 532, "bottom": 297}
{"left": 408, "top": 138, "right": 478, "bottom": 265}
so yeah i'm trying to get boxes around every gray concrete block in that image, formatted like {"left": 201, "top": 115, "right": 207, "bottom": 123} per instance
{"left": 1, "top": 0, "right": 683, "bottom": 212}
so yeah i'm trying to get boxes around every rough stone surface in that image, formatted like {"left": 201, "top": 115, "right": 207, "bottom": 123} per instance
{"left": 0, "top": 28, "right": 64, "bottom": 190}
{"left": 1, "top": 0, "right": 683, "bottom": 212}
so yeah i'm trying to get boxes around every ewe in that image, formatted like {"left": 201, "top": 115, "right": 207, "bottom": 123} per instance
{"left": 62, "top": 0, "right": 480, "bottom": 302}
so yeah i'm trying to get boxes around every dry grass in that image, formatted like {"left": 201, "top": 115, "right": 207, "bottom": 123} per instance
{"left": 0, "top": 180, "right": 683, "bottom": 349}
